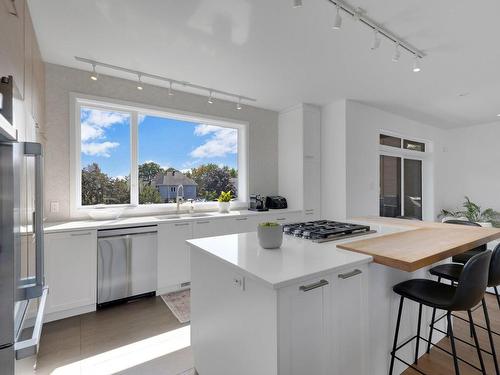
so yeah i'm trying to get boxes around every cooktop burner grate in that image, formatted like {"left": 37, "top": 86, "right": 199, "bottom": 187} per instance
{"left": 282, "top": 220, "right": 374, "bottom": 242}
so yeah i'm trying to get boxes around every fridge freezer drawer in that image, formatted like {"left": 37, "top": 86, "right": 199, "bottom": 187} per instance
{"left": 97, "top": 229, "right": 157, "bottom": 305}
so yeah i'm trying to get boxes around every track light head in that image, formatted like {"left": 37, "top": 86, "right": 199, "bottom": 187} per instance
{"left": 236, "top": 97, "right": 242, "bottom": 110}
{"left": 208, "top": 91, "right": 214, "bottom": 104}
{"left": 413, "top": 55, "right": 421, "bottom": 72}
{"left": 136, "top": 74, "right": 143, "bottom": 90}
{"left": 371, "top": 29, "right": 381, "bottom": 50}
{"left": 392, "top": 43, "right": 400, "bottom": 62}
{"left": 90, "top": 64, "right": 98, "bottom": 81}
{"left": 293, "top": 0, "right": 302, "bottom": 8}
{"left": 332, "top": 5, "right": 342, "bottom": 29}
{"left": 168, "top": 80, "right": 174, "bottom": 96}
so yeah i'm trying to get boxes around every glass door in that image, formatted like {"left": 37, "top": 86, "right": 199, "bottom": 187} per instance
{"left": 379, "top": 155, "right": 423, "bottom": 220}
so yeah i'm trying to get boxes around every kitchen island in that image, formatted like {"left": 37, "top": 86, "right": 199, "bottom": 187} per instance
{"left": 187, "top": 218, "right": 500, "bottom": 375}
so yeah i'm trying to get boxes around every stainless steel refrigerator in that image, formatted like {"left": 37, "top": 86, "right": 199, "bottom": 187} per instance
{"left": 0, "top": 137, "right": 47, "bottom": 373}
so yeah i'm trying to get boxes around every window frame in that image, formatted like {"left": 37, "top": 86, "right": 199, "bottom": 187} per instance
{"left": 70, "top": 93, "right": 249, "bottom": 218}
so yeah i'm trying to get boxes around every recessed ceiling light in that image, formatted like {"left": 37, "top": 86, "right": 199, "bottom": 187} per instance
{"left": 496, "top": 114, "right": 500, "bottom": 117}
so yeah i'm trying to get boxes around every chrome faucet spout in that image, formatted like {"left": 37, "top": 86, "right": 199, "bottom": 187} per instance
{"left": 176, "top": 184, "right": 185, "bottom": 212}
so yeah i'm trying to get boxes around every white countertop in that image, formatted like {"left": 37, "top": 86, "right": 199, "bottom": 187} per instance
{"left": 43, "top": 209, "right": 301, "bottom": 233}
{"left": 187, "top": 231, "right": 375, "bottom": 289}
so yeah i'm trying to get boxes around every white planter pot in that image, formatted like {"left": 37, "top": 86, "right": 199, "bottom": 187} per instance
{"left": 218, "top": 201, "right": 230, "bottom": 213}
{"left": 257, "top": 225, "right": 283, "bottom": 249}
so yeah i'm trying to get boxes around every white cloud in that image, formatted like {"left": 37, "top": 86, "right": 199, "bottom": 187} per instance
{"left": 81, "top": 109, "right": 129, "bottom": 142}
{"left": 81, "top": 142, "right": 120, "bottom": 157}
{"left": 190, "top": 124, "right": 237, "bottom": 158}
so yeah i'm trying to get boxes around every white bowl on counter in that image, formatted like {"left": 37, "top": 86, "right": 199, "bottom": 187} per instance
{"left": 87, "top": 206, "right": 124, "bottom": 220}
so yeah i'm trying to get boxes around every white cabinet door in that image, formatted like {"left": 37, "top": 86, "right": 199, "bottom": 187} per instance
{"left": 278, "top": 276, "right": 331, "bottom": 375}
{"left": 157, "top": 222, "right": 193, "bottom": 291}
{"left": 303, "top": 159, "right": 321, "bottom": 220}
{"left": 303, "top": 107, "right": 321, "bottom": 161}
{"left": 44, "top": 230, "right": 97, "bottom": 314}
{"left": 193, "top": 218, "right": 232, "bottom": 239}
{"left": 330, "top": 265, "right": 368, "bottom": 375}
{"left": 226, "top": 215, "right": 260, "bottom": 234}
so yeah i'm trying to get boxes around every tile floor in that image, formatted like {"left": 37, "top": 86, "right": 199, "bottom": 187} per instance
{"left": 16, "top": 296, "right": 194, "bottom": 375}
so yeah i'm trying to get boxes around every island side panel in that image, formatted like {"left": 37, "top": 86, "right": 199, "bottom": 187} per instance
{"left": 190, "top": 247, "right": 278, "bottom": 375}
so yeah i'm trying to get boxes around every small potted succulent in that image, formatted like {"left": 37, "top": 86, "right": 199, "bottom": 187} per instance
{"left": 257, "top": 222, "right": 283, "bottom": 249}
{"left": 217, "top": 191, "right": 232, "bottom": 213}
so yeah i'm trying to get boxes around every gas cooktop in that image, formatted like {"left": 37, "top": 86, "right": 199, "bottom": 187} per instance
{"left": 282, "top": 220, "right": 375, "bottom": 243}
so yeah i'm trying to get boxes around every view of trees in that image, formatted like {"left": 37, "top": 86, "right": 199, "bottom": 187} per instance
{"left": 82, "top": 161, "right": 238, "bottom": 206}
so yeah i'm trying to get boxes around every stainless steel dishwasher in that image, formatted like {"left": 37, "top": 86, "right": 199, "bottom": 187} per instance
{"left": 97, "top": 225, "right": 157, "bottom": 307}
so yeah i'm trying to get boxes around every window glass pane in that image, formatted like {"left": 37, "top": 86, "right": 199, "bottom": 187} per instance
{"left": 379, "top": 155, "right": 401, "bottom": 217}
{"left": 138, "top": 115, "right": 238, "bottom": 204}
{"left": 380, "top": 134, "right": 401, "bottom": 148}
{"left": 404, "top": 159, "right": 423, "bottom": 220}
{"left": 80, "top": 107, "right": 131, "bottom": 205}
{"left": 403, "top": 139, "right": 425, "bottom": 152}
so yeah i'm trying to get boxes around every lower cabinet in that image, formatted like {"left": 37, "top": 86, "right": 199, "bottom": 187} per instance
{"left": 157, "top": 222, "right": 193, "bottom": 292}
{"left": 278, "top": 265, "right": 368, "bottom": 375}
{"left": 44, "top": 230, "right": 97, "bottom": 318}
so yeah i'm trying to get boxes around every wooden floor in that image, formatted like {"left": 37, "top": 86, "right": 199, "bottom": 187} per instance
{"left": 402, "top": 293, "right": 500, "bottom": 375}
{"left": 16, "top": 296, "right": 195, "bottom": 375}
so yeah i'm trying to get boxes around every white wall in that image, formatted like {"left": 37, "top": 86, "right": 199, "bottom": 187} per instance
{"left": 440, "top": 121, "right": 500, "bottom": 213}
{"left": 44, "top": 63, "right": 279, "bottom": 221}
{"left": 321, "top": 100, "right": 448, "bottom": 221}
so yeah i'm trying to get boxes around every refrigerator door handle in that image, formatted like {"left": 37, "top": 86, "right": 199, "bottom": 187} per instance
{"left": 18, "top": 142, "right": 44, "bottom": 300}
{"left": 14, "top": 286, "right": 48, "bottom": 359}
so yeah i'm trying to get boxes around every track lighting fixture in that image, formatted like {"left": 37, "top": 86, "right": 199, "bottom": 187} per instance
{"left": 412, "top": 55, "right": 421, "bottom": 72}
{"left": 371, "top": 29, "right": 381, "bottom": 50}
{"left": 332, "top": 5, "right": 342, "bottom": 30}
{"left": 293, "top": 0, "right": 302, "bottom": 8}
{"left": 392, "top": 43, "right": 400, "bottom": 62}
{"left": 90, "top": 64, "right": 98, "bottom": 81}
{"left": 136, "top": 74, "right": 143, "bottom": 90}
{"left": 75, "top": 57, "right": 257, "bottom": 109}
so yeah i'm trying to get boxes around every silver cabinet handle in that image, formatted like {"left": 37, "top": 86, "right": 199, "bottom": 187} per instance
{"left": 235, "top": 217, "right": 248, "bottom": 221}
{"left": 175, "top": 222, "right": 190, "bottom": 226}
{"left": 276, "top": 217, "right": 286, "bottom": 221}
{"left": 70, "top": 232, "right": 92, "bottom": 237}
{"left": 196, "top": 221, "right": 210, "bottom": 224}
{"left": 338, "top": 269, "right": 362, "bottom": 279}
{"left": 299, "top": 279, "right": 329, "bottom": 292}
{"left": 305, "top": 209, "right": 314, "bottom": 213}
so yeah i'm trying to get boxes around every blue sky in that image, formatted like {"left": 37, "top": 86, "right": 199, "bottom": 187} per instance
{"left": 80, "top": 108, "right": 238, "bottom": 178}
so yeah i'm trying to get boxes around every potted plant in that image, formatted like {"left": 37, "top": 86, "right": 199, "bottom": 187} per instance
{"left": 217, "top": 191, "right": 232, "bottom": 213}
{"left": 257, "top": 222, "right": 283, "bottom": 249}
{"left": 439, "top": 196, "right": 500, "bottom": 228}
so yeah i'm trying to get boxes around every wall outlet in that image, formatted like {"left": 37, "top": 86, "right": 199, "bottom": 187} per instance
{"left": 50, "top": 201, "right": 59, "bottom": 213}
{"left": 232, "top": 276, "right": 245, "bottom": 291}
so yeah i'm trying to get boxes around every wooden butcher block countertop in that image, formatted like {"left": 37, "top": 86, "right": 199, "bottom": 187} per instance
{"left": 337, "top": 217, "right": 500, "bottom": 272}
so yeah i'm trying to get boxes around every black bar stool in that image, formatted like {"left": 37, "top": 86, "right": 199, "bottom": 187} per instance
{"left": 389, "top": 251, "right": 492, "bottom": 375}
{"left": 428, "top": 243, "right": 500, "bottom": 375}
{"left": 443, "top": 220, "right": 488, "bottom": 264}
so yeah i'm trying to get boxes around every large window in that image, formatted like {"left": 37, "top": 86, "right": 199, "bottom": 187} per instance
{"left": 72, "top": 96, "right": 246, "bottom": 212}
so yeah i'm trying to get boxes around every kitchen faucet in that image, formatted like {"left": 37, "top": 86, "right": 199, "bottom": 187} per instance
{"left": 176, "top": 184, "right": 184, "bottom": 213}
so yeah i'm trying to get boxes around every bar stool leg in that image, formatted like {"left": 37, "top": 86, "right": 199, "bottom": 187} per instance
{"left": 389, "top": 296, "right": 404, "bottom": 375}
{"left": 415, "top": 303, "right": 423, "bottom": 364}
{"left": 495, "top": 286, "right": 500, "bottom": 310}
{"left": 467, "top": 310, "right": 486, "bottom": 375}
{"left": 427, "top": 307, "right": 437, "bottom": 354}
{"left": 481, "top": 299, "right": 499, "bottom": 375}
{"left": 447, "top": 312, "right": 460, "bottom": 375}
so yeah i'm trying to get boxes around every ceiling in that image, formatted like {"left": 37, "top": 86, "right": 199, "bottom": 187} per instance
{"left": 28, "top": 0, "right": 500, "bottom": 128}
